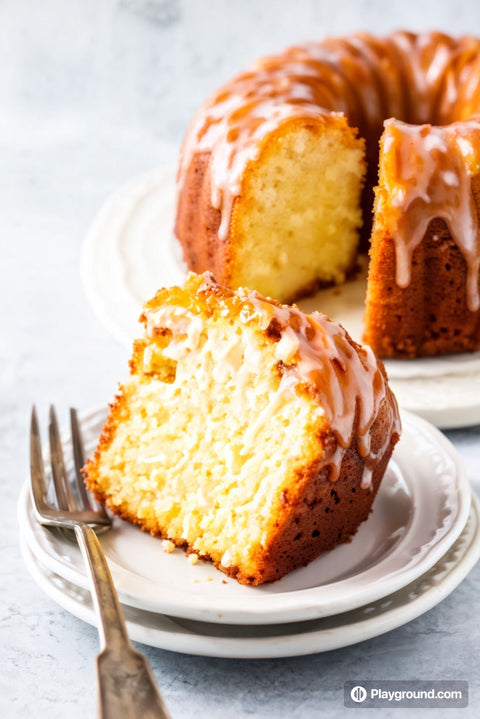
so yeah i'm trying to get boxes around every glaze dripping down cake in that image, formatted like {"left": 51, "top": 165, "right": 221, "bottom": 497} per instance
{"left": 84, "top": 273, "right": 400, "bottom": 585}
{"left": 174, "top": 31, "right": 480, "bottom": 358}
{"left": 364, "top": 118, "right": 480, "bottom": 356}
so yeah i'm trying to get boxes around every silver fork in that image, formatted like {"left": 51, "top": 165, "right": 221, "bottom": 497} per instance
{"left": 30, "top": 406, "right": 172, "bottom": 719}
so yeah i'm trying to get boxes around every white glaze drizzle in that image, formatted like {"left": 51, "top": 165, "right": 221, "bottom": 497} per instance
{"left": 178, "top": 83, "right": 327, "bottom": 241}
{"left": 389, "top": 31, "right": 455, "bottom": 123}
{"left": 381, "top": 117, "right": 480, "bottom": 311}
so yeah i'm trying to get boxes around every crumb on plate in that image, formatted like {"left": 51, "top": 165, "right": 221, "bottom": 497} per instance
{"left": 162, "top": 539, "right": 175, "bottom": 554}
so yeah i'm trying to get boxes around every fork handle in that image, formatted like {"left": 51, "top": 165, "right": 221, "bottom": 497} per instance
{"left": 74, "top": 524, "right": 171, "bottom": 719}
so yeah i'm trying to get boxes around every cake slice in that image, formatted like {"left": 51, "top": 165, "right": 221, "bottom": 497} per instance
{"left": 84, "top": 273, "right": 400, "bottom": 585}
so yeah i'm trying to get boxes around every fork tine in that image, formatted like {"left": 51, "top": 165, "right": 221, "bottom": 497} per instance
{"left": 30, "top": 406, "right": 50, "bottom": 513}
{"left": 70, "top": 407, "right": 97, "bottom": 510}
{"left": 30, "top": 406, "right": 111, "bottom": 528}
{"left": 49, "top": 405, "right": 76, "bottom": 511}
{"left": 70, "top": 407, "right": 91, "bottom": 507}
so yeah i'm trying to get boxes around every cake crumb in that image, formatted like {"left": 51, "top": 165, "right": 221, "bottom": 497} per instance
{"left": 162, "top": 539, "right": 175, "bottom": 553}
{"left": 221, "top": 580, "right": 228, "bottom": 584}
{"left": 188, "top": 553, "right": 199, "bottom": 565}
{"left": 205, "top": 576, "right": 214, "bottom": 582}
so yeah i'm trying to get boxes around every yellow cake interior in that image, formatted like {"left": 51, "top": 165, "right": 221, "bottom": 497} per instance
{"left": 229, "top": 121, "right": 366, "bottom": 302}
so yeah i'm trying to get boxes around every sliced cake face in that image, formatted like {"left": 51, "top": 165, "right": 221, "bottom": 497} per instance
{"left": 228, "top": 118, "right": 365, "bottom": 303}
{"left": 84, "top": 273, "right": 400, "bottom": 585}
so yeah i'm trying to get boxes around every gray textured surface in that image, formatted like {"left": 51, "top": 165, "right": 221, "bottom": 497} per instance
{"left": 2, "top": 1, "right": 480, "bottom": 717}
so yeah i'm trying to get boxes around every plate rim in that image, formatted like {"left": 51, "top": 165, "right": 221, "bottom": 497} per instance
{"left": 19, "top": 493, "right": 480, "bottom": 658}
{"left": 80, "top": 165, "right": 182, "bottom": 348}
{"left": 19, "top": 406, "right": 471, "bottom": 625}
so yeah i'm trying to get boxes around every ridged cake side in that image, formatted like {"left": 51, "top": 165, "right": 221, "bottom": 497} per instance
{"left": 364, "top": 119, "right": 480, "bottom": 357}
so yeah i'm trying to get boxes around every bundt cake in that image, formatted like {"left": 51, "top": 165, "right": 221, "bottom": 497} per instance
{"left": 174, "top": 31, "right": 480, "bottom": 358}
{"left": 83, "top": 272, "right": 401, "bottom": 585}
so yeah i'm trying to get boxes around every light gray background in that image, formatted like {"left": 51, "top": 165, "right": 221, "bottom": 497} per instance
{"left": 2, "top": 1, "right": 480, "bottom": 717}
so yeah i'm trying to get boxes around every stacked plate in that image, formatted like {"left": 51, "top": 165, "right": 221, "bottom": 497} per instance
{"left": 19, "top": 407, "right": 480, "bottom": 659}
{"left": 27, "top": 169, "right": 479, "bottom": 657}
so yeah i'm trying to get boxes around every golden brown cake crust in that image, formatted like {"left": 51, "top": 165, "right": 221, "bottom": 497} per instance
{"left": 230, "top": 397, "right": 398, "bottom": 585}
{"left": 174, "top": 151, "right": 228, "bottom": 284}
{"left": 364, "top": 168, "right": 480, "bottom": 358}
{"left": 364, "top": 221, "right": 480, "bottom": 358}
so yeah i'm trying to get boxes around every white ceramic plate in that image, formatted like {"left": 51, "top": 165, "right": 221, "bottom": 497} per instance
{"left": 20, "top": 493, "right": 480, "bottom": 658}
{"left": 80, "top": 167, "right": 480, "bottom": 428}
{"left": 19, "top": 407, "right": 471, "bottom": 625}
